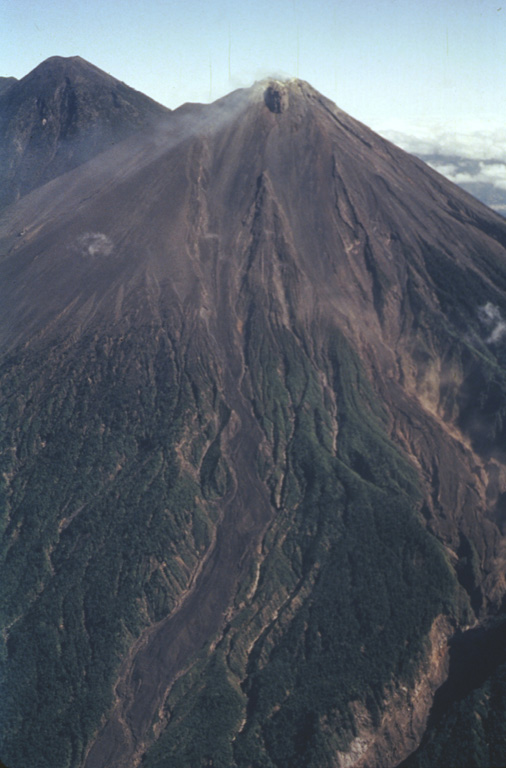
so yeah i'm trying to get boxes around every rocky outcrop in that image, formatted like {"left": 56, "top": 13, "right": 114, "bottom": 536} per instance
{"left": 264, "top": 82, "right": 289, "bottom": 113}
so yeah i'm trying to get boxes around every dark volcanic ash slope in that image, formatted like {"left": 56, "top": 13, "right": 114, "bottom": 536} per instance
{"left": 0, "top": 56, "right": 170, "bottom": 210}
{"left": 2, "top": 77, "right": 506, "bottom": 768}
{"left": 0, "top": 77, "right": 17, "bottom": 96}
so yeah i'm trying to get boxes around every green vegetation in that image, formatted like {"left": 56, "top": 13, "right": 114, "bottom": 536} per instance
{"left": 0, "top": 323, "right": 228, "bottom": 768}
{"left": 143, "top": 651, "right": 245, "bottom": 768}
{"left": 2, "top": 266, "right": 491, "bottom": 768}
{"left": 141, "top": 323, "right": 461, "bottom": 768}
{"left": 231, "top": 329, "right": 459, "bottom": 767}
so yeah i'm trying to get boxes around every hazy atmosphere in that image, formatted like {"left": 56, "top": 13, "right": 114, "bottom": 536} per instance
{"left": 4, "top": 0, "right": 506, "bottom": 196}
{"left": 2, "top": 0, "right": 505, "bottom": 135}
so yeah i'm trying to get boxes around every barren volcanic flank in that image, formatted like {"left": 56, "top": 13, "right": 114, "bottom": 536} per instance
{"left": 2, "top": 63, "right": 506, "bottom": 768}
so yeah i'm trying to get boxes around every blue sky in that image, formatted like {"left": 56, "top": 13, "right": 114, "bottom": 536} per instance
{"left": 2, "top": 0, "right": 506, "bottom": 137}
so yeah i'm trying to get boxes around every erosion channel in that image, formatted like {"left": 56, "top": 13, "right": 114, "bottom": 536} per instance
{"left": 83, "top": 348, "right": 272, "bottom": 767}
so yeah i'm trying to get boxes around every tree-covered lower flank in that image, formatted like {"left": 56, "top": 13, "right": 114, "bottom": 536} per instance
{"left": 140, "top": 327, "right": 462, "bottom": 768}
{"left": 0, "top": 323, "right": 226, "bottom": 768}
{"left": 0, "top": 311, "right": 464, "bottom": 768}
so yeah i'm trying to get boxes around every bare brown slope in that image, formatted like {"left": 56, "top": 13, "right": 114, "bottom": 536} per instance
{"left": 3, "top": 79, "right": 506, "bottom": 766}
{"left": 1, "top": 79, "right": 505, "bottom": 348}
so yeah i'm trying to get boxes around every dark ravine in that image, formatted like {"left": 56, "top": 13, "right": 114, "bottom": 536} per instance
{"left": 430, "top": 621, "right": 506, "bottom": 727}
{"left": 3, "top": 62, "right": 506, "bottom": 768}
{"left": 398, "top": 618, "right": 506, "bottom": 767}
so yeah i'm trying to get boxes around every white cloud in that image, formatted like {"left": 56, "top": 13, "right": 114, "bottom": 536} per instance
{"left": 423, "top": 160, "right": 506, "bottom": 193}
{"left": 478, "top": 302, "right": 506, "bottom": 344}
{"left": 379, "top": 122, "right": 506, "bottom": 198}
{"left": 479, "top": 163, "right": 506, "bottom": 191}
{"left": 427, "top": 163, "right": 459, "bottom": 178}
{"left": 380, "top": 123, "right": 506, "bottom": 164}
{"left": 76, "top": 232, "right": 114, "bottom": 258}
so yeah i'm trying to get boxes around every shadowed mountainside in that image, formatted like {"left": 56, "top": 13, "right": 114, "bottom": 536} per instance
{"left": 2, "top": 72, "right": 506, "bottom": 768}
{"left": 0, "top": 56, "right": 170, "bottom": 211}
{"left": 0, "top": 78, "right": 17, "bottom": 96}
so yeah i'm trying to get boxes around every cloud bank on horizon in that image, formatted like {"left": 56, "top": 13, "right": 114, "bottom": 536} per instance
{"left": 381, "top": 122, "right": 506, "bottom": 163}
{"left": 2, "top": 0, "right": 506, "bottom": 214}
{"left": 380, "top": 122, "right": 506, "bottom": 214}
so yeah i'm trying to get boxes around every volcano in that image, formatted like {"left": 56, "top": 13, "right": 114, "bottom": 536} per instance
{"left": 0, "top": 56, "right": 170, "bottom": 211}
{"left": 2, "top": 61, "right": 506, "bottom": 768}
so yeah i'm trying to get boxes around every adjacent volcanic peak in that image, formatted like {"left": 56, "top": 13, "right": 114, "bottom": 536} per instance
{"left": 3, "top": 64, "right": 506, "bottom": 768}
{"left": 0, "top": 76, "right": 17, "bottom": 96}
{"left": 0, "top": 55, "right": 170, "bottom": 210}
